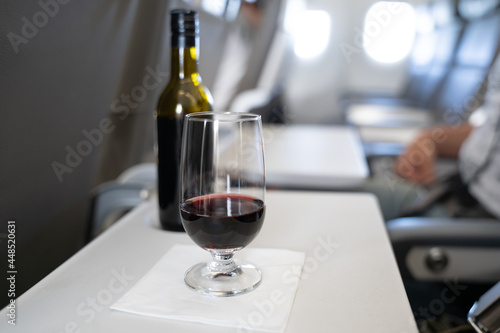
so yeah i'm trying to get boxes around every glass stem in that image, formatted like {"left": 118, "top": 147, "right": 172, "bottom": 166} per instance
{"left": 209, "top": 251, "right": 236, "bottom": 273}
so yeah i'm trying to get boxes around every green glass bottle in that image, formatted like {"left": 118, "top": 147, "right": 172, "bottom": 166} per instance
{"left": 156, "top": 9, "right": 213, "bottom": 231}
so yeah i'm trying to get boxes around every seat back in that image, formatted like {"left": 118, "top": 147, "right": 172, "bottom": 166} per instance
{"left": 431, "top": 1, "right": 500, "bottom": 122}
{"left": 404, "top": 0, "right": 464, "bottom": 107}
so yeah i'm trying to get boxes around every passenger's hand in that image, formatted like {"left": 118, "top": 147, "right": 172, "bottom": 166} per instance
{"left": 394, "top": 131, "right": 437, "bottom": 185}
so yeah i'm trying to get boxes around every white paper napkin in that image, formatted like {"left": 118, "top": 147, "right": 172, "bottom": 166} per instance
{"left": 111, "top": 244, "right": 305, "bottom": 332}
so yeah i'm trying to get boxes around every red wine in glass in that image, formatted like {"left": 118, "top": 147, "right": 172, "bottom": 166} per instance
{"left": 180, "top": 112, "right": 265, "bottom": 297}
{"left": 180, "top": 193, "right": 265, "bottom": 250}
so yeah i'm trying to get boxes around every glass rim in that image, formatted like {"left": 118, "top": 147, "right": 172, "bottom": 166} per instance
{"left": 185, "top": 111, "right": 261, "bottom": 122}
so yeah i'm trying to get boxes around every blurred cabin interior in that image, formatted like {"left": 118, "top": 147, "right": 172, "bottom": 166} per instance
{"left": 1, "top": 0, "right": 500, "bottom": 325}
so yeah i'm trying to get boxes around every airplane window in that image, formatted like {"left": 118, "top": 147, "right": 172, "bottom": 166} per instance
{"left": 363, "top": 1, "right": 416, "bottom": 63}
{"left": 285, "top": 8, "right": 331, "bottom": 59}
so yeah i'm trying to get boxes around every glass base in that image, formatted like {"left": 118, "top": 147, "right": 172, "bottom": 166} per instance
{"left": 184, "top": 261, "right": 262, "bottom": 297}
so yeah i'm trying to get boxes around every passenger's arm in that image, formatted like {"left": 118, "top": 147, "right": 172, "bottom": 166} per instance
{"left": 394, "top": 124, "right": 474, "bottom": 185}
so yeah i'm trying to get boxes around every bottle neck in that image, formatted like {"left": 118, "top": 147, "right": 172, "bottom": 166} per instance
{"left": 170, "top": 35, "right": 200, "bottom": 79}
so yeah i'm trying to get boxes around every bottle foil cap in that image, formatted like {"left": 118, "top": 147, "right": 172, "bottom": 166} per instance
{"left": 171, "top": 9, "right": 199, "bottom": 36}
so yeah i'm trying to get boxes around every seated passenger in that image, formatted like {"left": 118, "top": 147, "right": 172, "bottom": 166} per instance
{"left": 368, "top": 57, "right": 500, "bottom": 221}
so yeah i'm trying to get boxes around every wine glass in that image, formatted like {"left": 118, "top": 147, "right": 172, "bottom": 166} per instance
{"left": 179, "top": 112, "right": 266, "bottom": 297}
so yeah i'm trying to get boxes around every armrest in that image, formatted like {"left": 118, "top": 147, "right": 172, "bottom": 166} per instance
{"left": 230, "top": 88, "right": 272, "bottom": 114}
{"left": 387, "top": 217, "right": 500, "bottom": 283}
{"left": 230, "top": 88, "right": 286, "bottom": 123}
{"left": 388, "top": 217, "right": 500, "bottom": 246}
{"left": 87, "top": 182, "right": 151, "bottom": 241}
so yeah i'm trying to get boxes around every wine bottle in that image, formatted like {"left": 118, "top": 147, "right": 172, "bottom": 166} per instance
{"left": 156, "top": 9, "right": 213, "bottom": 231}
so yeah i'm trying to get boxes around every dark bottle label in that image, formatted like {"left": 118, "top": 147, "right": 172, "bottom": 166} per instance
{"left": 157, "top": 116, "right": 185, "bottom": 231}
